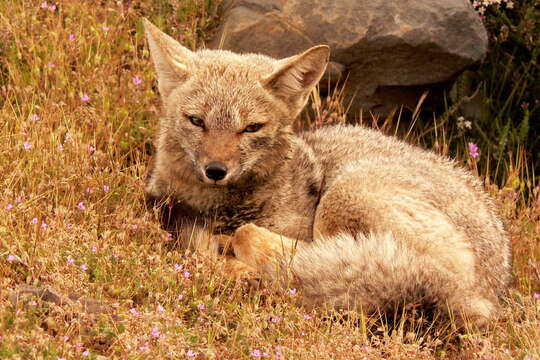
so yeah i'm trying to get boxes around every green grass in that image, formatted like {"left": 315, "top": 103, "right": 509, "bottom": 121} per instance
{"left": 1, "top": 0, "right": 539, "bottom": 359}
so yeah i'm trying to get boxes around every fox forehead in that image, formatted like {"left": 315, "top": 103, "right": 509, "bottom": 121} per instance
{"left": 170, "top": 51, "right": 279, "bottom": 129}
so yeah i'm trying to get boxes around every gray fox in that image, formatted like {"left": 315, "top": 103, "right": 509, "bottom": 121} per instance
{"left": 143, "top": 18, "right": 510, "bottom": 326}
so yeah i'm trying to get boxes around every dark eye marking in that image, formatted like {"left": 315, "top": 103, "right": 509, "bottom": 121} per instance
{"left": 242, "top": 123, "right": 264, "bottom": 133}
{"left": 188, "top": 115, "right": 205, "bottom": 129}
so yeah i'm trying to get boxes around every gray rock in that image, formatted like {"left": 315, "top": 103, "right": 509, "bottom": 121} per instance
{"left": 210, "top": 0, "right": 487, "bottom": 114}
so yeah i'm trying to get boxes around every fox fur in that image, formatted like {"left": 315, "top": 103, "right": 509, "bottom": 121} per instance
{"left": 142, "top": 18, "right": 511, "bottom": 326}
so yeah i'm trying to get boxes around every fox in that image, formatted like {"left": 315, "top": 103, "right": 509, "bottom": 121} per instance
{"left": 142, "top": 18, "right": 511, "bottom": 327}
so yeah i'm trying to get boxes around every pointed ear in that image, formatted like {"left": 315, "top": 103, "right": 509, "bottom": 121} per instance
{"left": 143, "top": 18, "right": 194, "bottom": 98}
{"left": 262, "top": 45, "right": 330, "bottom": 111}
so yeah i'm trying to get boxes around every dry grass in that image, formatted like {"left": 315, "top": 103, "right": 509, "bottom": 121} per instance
{"left": 1, "top": 1, "right": 539, "bottom": 359}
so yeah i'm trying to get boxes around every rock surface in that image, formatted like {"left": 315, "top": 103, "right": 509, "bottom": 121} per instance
{"left": 209, "top": 0, "right": 488, "bottom": 114}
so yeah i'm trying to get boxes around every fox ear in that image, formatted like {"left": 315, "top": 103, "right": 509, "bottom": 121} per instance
{"left": 143, "top": 18, "right": 194, "bottom": 98}
{"left": 262, "top": 45, "right": 330, "bottom": 112}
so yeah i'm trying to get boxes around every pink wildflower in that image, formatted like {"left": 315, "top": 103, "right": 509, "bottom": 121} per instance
{"left": 533, "top": 293, "right": 540, "bottom": 299}
{"left": 80, "top": 264, "right": 88, "bottom": 271}
{"left": 102, "top": 185, "right": 110, "bottom": 192}
{"left": 251, "top": 349, "right": 261, "bottom": 358}
{"left": 177, "top": 294, "right": 184, "bottom": 300}
{"left": 91, "top": 245, "right": 97, "bottom": 253}
{"left": 82, "top": 350, "right": 89, "bottom": 357}
{"left": 48, "top": 4, "right": 56, "bottom": 11}
{"left": 101, "top": 25, "right": 110, "bottom": 31}
{"left": 303, "top": 314, "right": 312, "bottom": 320}
{"left": 197, "top": 304, "right": 205, "bottom": 310}
{"left": 468, "top": 142, "right": 480, "bottom": 159}
{"left": 183, "top": 271, "right": 190, "bottom": 278}
{"left": 132, "top": 75, "right": 142, "bottom": 85}
{"left": 77, "top": 202, "right": 86, "bottom": 210}
{"left": 131, "top": 224, "right": 138, "bottom": 230}
{"left": 157, "top": 304, "right": 165, "bottom": 313}
{"left": 80, "top": 94, "right": 90, "bottom": 102}
{"left": 129, "top": 308, "right": 139, "bottom": 316}
{"left": 151, "top": 327, "right": 160, "bottom": 338}
{"left": 186, "top": 349, "right": 197, "bottom": 357}
{"left": 67, "top": 256, "right": 75, "bottom": 264}
{"left": 41, "top": 222, "right": 48, "bottom": 230}
{"left": 289, "top": 288, "right": 297, "bottom": 295}
{"left": 40, "top": 1, "right": 47, "bottom": 9}
{"left": 23, "top": 141, "right": 32, "bottom": 150}
{"left": 31, "top": 217, "right": 38, "bottom": 224}
{"left": 7, "top": 254, "right": 15, "bottom": 262}
{"left": 68, "top": 34, "right": 76, "bottom": 41}
{"left": 30, "top": 113, "right": 40, "bottom": 121}
{"left": 5, "top": 204, "right": 13, "bottom": 210}
{"left": 29, "top": 300, "right": 37, "bottom": 306}
{"left": 174, "top": 263, "right": 183, "bottom": 271}
{"left": 270, "top": 316, "right": 280, "bottom": 323}
{"left": 57, "top": 144, "right": 64, "bottom": 151}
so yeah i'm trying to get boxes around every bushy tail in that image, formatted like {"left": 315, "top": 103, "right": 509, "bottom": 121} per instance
{"left": 289, "top": 232, "right": 493, "bottom": 324}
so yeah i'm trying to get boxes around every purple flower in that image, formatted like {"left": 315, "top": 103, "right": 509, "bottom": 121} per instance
{"left": 5, "top": 204, "right": 13, "bottom": 211}
{"left": 67, "top": 256, "right": 75, "bottom": 264}
{"left": 23, "top": 141, "right": 32, "bottom": 150}
{"left": 29, "top": 300, "right": 37, "bottom": 306}
{"left": 303, "top": 314, "right": 312, "bottom": 320}
{"left": 48, "top": 4, "right": 56, "bottom": 11}
{"left": 91, "top": 245, "right": 97, "bottom": 253}
{"left": 31, "top": 217, "right": 38, "bottom": 224}
{"left": 129, "top": 308, "right": 139, "bottom": 316}
{"left": 468, "top": 142, "right": 480, "bottom": 159}
{"left": 177, "top": 294, "right": 184, "bottom": 300}
{"left": 186, "top": 349, "right": 197, "bottom": 357}
{"left": 68, "top": 34, "right": 76, "bottom": 41}
{"left": 156, "top": 304, "right": 165, "bottom": 313}
{"left": 251, "top": 349, "right": 261, "bottom": 358}
{"left": 86, "top": 187, "right": 94, "bottom": 194}
{"left": 289, "top": 288, "right": 297, "bottom": 295}
{"left": 102, "top": 185, "right": 110, "bottom": 192}
{"left": 77, "top": 202, "right": 86, "bottom": 210}
{"left": 6, "top": 254, "right": 15, "bottom": 262}
{"left": 41, "top": 222, "right": 48, "bottom": 230}
{"left": 151, "top": 327, "right": 160, "bottom": 338}
{"left": 80, "top": 264, "right": 88, "bottom": 271}
{"left": 57, "top": 144, "right": 64, "bottom": 152}
{"left": 197, "top": 304, "right": 205, "bottom": 310}
{"left": 131, "top": 224, "right": 139, "bottom": 230}
{"left": 82, "top": 350, "right": 89, "bottom": 357}
{"left": 183, "top": 271, "right": 190, "bottom": 278}
{"left": 270, "top": 316, "right": 280, "bottom": 323}
{"left": 80, "top": 94, "right": 90, "bottom": 102}
{"left": 174, "top": 263, "right": 183, "bottom": 271}
{"left": 132, "top": 75, "right": 142, "bottom": 85}
{"left": 101, "top": 25, "right": 110, "bottom": 31}
{"left": 30, "top": 113, "right": 40, "bottom": 121}
{"left": 533, "top": 293, "right": 540, "bottom": 299}
{"left": 40, "top": 1, "right": 47, "bottom": 9}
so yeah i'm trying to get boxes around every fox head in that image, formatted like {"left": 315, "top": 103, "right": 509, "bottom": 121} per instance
{"left": 143, "top": 19, "right": 329, "bottom": 187}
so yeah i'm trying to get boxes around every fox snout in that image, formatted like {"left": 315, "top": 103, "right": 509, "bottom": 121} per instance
{"left": 204, "top": 162, "right": 228, "bottom": 181}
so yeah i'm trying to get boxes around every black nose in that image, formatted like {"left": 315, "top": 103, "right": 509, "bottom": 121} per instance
{"left": 205, "top": 162, "right": 228, "bottom": 181}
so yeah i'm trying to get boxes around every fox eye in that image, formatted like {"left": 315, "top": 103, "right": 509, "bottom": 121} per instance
{"left": 188, "top": 115, "right": 205, "bottom": 128}
{"left": 242, "top": 123, "right": 264, "bottom": 133}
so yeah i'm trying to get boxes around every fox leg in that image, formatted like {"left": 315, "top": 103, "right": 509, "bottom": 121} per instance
{"left": 225, "top": 224, "right": 298, "bottom": 278}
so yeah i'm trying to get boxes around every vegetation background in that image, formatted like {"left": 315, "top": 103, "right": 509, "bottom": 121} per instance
{"left": 0, "top": 0, "right": 538, "bottom": 358}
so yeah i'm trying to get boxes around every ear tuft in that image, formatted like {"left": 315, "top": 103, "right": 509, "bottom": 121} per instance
{"left": 143, "top": 18, "right": 194, "bottom": 98}
{"left": 262, "top": 45, "right": 330, "bottom": 110}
